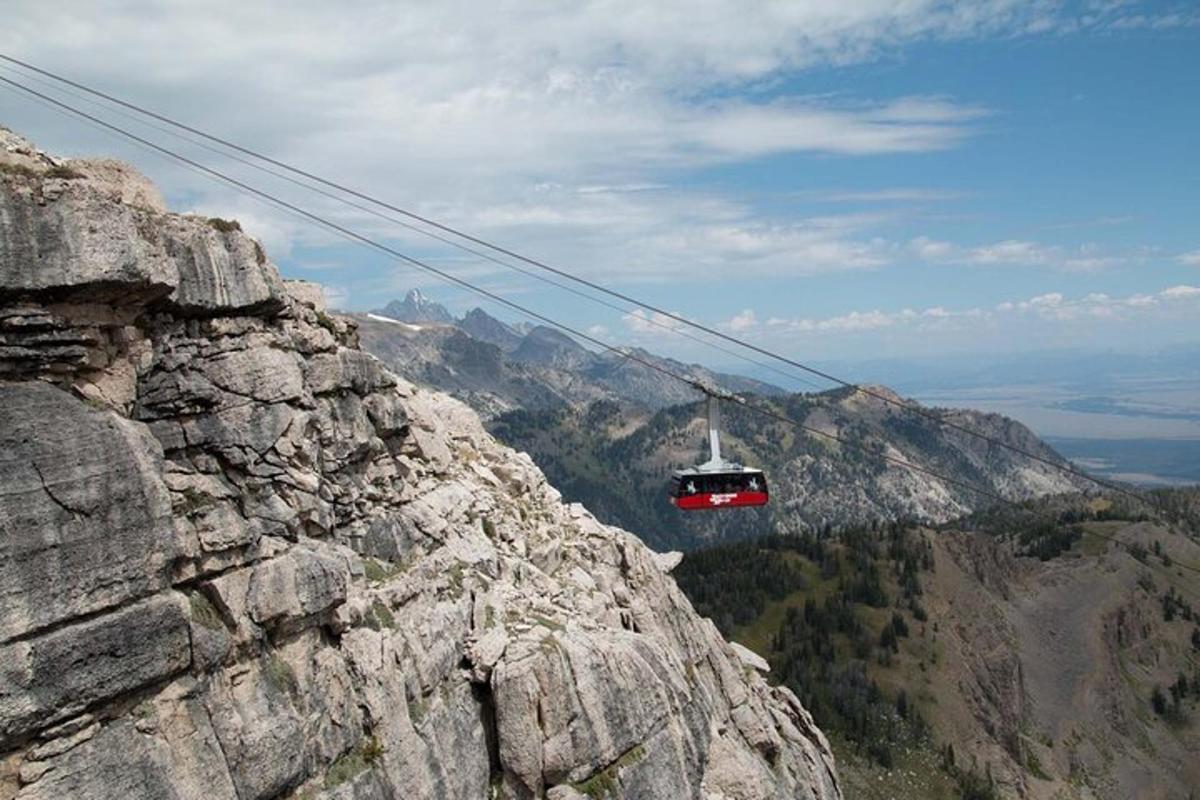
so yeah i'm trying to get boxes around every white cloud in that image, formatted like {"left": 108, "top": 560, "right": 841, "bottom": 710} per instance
{"left": 910, "top": 236, "right": 959, "bottom": 260}
{"left": 968, "top": 240, "right": 1058, "bottom": 265}
{"left": 684, "top": 97, "right": 987, "bottom": 158}
{"left": 1104, "top": 9, "right": 1200, "bottom": 31}
{"left": 0, "top": 3, "right": 1008, "bottom": 181}
{"left": 1060, "top": 256, "right": 1123, "bottom": 271}
{"left": 1, "top": 0, "right": 1188, "bottom": 302}
{"left": 576, "top": 184, "right": 666, "bottom": 195}
{"left": 1178, "top": 250, "right": 1200, "bottom": 267}
{"left": 813, "top": 310, "right": 902, "bottom": 332}
{"left": 758, "top": 284, "right": 1200, "bottom": 334}
{"left": 650, "top": 215, "right": 891, "bottom": 277}
{"left": 1126, "top": 294, "right": 1154, "bottom": 307}
{"left": 728, "top": 309, "right": 758, "bottom": 332}
{"left": 1026, "top": 292, "right": 1064, "bottom": 308}
{"left": 623, "top": 309, "right": 688, "bottom": 335}
{"left": 909, "top": 237, "right": 1126, "bottom": 271}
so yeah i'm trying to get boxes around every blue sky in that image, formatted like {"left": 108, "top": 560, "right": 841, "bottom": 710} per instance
{"left": 2, "top": 1, "right": 1198, "bottom": 367}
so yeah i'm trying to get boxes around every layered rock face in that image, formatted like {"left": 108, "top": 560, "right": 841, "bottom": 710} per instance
{"left": 0, "top": 130, "right": 840, "bottom": 799}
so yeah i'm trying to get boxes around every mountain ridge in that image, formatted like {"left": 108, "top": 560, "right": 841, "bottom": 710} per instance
{"left": 355, "top": 293, "right": 1088, "bottom": 552}
{"left": 354, "top": 297, "right": 785, "bottom": 418}
{"left": 376, "top": 288, "right": 456, "bottom": 325}
{"left": 487, "top": 386, "right": 1087, "bottom": 551}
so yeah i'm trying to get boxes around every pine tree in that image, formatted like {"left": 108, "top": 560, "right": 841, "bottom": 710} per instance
{"left": 1151, "top": 685, "right": 1168, "bottom": 716}
{"left": 880, "top": 625, "right": 898, "bottom": 653}
{"left": 942, "top": 742, "right": 956, "bottom": 771}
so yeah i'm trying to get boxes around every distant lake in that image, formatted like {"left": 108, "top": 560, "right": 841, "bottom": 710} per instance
{"left": 913, "top": 382, "right": 1200, "bottom": 441}
{"left": 1044, "top": 438, "right": 1200, "bottom": 487}
{"left": 911, "top": 379, "right": 1199, "bottom": 488}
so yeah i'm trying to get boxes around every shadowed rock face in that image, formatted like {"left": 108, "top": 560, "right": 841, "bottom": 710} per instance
{"left": 0, "top": 130, "right": 841, "bottom": 799}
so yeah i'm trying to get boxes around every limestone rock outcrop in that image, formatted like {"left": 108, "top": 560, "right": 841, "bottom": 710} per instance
{"left": 0, "top": 128, "right": 840, "bottom": 800}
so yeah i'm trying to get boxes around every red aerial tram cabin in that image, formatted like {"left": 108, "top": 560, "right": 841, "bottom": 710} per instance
{"left": 669, "top": 467, "right": 768, "bottom": 509}
{"left": 668, "top": 391, "right": 769, "bottom": 511}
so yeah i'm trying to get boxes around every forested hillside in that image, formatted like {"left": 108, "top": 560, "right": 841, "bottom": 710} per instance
{"left": 675, "top": 490, "right": 1200, "bottom": 799}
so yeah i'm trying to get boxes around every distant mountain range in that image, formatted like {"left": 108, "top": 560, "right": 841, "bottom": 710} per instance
{"left": 356, "top": 291, "right": 1085, "bottom": 551}
{"left": 355, "top": 290, "right": 784, "bottom": 418}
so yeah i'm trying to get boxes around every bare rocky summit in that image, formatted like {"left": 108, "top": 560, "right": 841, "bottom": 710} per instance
{"left": 0, "top": 129, "right": 841, "bottom": 799}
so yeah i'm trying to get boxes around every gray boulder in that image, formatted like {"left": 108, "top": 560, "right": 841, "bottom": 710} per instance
{"left": 0, "top": 381, "right": 178, "bottom": 644}
{"left": 0, "top": 594, "right": 191, "bottom": 747}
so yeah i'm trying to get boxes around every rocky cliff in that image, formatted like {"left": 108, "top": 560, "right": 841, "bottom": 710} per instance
{"left": 0, "top": 129, "right": 840, "bottom": 799}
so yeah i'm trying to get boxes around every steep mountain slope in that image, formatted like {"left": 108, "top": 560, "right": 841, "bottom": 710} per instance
{"left": 512, "top": 325, "right": 598, "bottom": 370}
{"left": 355, "top": 302, "right": 784, "bottom": 417}
{"left": 0, "top": 129, "right": 840, "bottom": 800}
{"left": 490, "top": 389, "right": 1086, "bottom": 551}
{"left": 674, "top": 495, "right": 1200, "bottom": 799}
{"left": 460, "top": 307, "right": 524, "bottom": 351}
